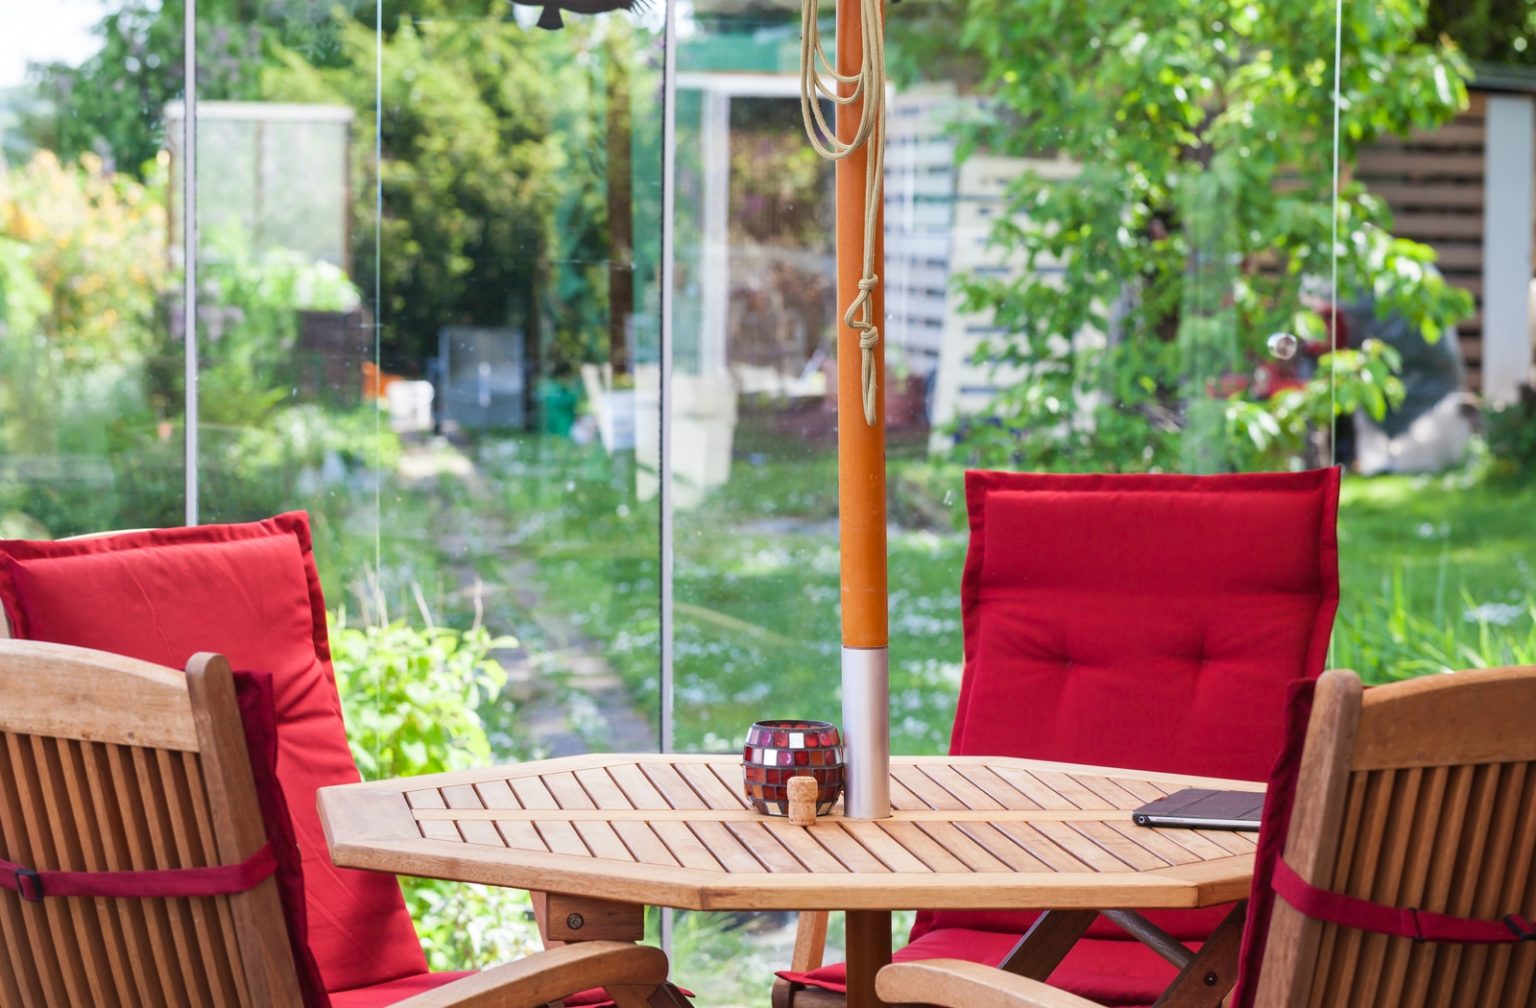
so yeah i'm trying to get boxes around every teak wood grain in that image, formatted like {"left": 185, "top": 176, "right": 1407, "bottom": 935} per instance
{"left": 320, "top": 754, "right": 1259, "bottom": 914}
{"left": 321, "top": 753, "right": 1262, "bottom": 1008}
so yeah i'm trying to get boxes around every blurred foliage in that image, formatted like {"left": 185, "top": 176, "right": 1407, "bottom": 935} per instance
{"left": 891, "top": 0, "right": 1475, "bottom": 472}
{"left": 0, "top": 151, "right": 167, "bottom": 369}
{"left": 262, "top": 10, "right": 635, "bottom": 372}
{"left": 1482, "top": 385, "right": 1536, "bottom": 482}
{"left": 1425, "top": 0, "right": 1536, "bottom": 66}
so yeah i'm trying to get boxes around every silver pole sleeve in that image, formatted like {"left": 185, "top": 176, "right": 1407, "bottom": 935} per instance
{"left": 841, "top": 645, "right": 891, "bottom": 819}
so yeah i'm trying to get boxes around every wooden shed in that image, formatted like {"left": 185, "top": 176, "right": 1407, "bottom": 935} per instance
{"left": 1356, "top": 76, "right": 1536, "bottom": 402}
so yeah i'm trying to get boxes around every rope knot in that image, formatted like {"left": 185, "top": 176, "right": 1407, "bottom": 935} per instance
{"left": 857, "top": 275, "right": 878, "bottom": 292}
{"left": 859, "top": 327, "right": 879, "bottom": 351}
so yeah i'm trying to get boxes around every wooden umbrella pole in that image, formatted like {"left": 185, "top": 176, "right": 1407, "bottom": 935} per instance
{"left": 834, "top": 0, "right": 890, "bottom": 821}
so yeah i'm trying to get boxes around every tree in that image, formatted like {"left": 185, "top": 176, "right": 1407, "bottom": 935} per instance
{"left": 263, "top": 12, "right": 635, "bottom": 372}
{"left": 893, "top": 0, "right": 1474, "bottom": 471}
{"left": 1425, "top": 0, "right": 1536, "bottom": 66}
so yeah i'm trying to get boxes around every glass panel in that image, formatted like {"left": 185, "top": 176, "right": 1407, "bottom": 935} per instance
{"left": 0, "top": 1, "right": 184, "bottom": 538}
{"left": 188, "top": 0, "right": 666, "bottom": 975}
{"left": 1333, "top": 11, "right": 1535, "bottom": 682}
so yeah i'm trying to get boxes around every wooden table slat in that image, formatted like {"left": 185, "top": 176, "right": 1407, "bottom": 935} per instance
{"left": 839, "top": 822, "right": 935, "bottom": 873}
{"left": 473, "top": 779, "right": 521, "bottom": 810}
{"left": 991, "top": 822, "right": 1103, "bottom": 874}
{"left": 649, "top": 820, "right": 726, "bottom": 871}
{"left": 891, "top": 764, "right": 968, "bottom": 810}
{"left": 405, "top": 788, "right": 447, "bottom": 810}
{"left": 508, "top": 776, "right": 563, "bottom": 811}
{"left": 1031, "top": 821, "right": 1137, "bottom": 873}
{"left": 676, "top": 761, "right": 748, "bottom": 811}
{"left": 1106, "top": 820, "right": 1206, "bottom": 866}
{"left": 542, "top": 771, "right": 599, "bottom": 811}
{"left": 638, "top": 762, "right": 710, "bottom": 811}
{"left": 1030, "top": 770, "right": 1108, "bottom": 810}
{"left": 703, "top": 762, "right": 754, "bottom": 809}
{"left": 886, "top": 773, "right": 929, "bottom": 812}
{"left": 953, "top": 765, "right": 1043, "bottom": 810}
{"left": 536, "top": 819, "right": 591, "bottom": 857}
{"left": 766, "top": 823, "right": 855, "bottom": 875}
{"left": 915, "top": 817, "right": 1013, "bottom": 872}
{"left": 1068, "top": 820, "right": 1170, "bottom": 871}
{"left": 457, "top": 819, "right": 507, "bottom": 846}
{"left": 989, "top": 767, "right": 1082, "bottom": 810}
{"left": 1147, "top": 824, "right": 1237, "bottom": 861}
{"left": 573, "top": 820, "right": 637, "bottom": 862}
{"left": 439, "top": 783, "right": 485, "bottom": 809}
{"left": 814, "top": 825, "right": 896, "bottom": 874}
{"left": 722, "top": 821, "right": 808, "bottom": 874}
{"left": 917, "top": 764, "right": 1007, "bottom": 811}
{"left": 572, "top": 766, "right": 637, "bottom": 811}
{"left": 604, "top": 763, "right": 671, "bottom": 809}
{"left": 1068, "top": 773, "right": 1149, "bottom": 810}
{"left": 953, "top": 822, "right": 1054, "bottom": 873}
{"left": 419, "top": 820, "right": 461, "bottom": 842}
{"left": 493, "top": 818, "right": 548, "bottom": 853}
{"left": 611, "top": 821, "right": 682, "bottom": 868}
{"left": 879, "top": 821, "right": 979, "bottom": 873}
{"left": 687, "top": 820, "right": 768, "bottom": 873}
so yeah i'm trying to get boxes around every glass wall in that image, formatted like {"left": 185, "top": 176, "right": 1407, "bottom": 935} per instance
{"left": 3, "top": 1, "right": 1533, "bottom": 1006}
{"left": 0, "top": 0, "right": 184, "bottom": 538}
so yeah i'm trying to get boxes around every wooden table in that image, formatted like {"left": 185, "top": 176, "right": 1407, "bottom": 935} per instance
{"left": 320, "top": 755, "right": 1261, "bottom": 1008}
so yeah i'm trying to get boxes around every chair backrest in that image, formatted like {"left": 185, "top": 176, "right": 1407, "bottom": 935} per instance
{"left": 1253, "top": 665, "right": 1536, "bottom": 1007}
{"left": 0, "top": 514, "right": 429, "bottom": 1000}
{"left": 954, "top": 468, "right": 1339, "bottom": 778}
{"left": 0, "top": 639, "right": 302, "bottom": 1007}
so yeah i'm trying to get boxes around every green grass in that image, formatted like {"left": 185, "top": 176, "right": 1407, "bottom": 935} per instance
{"left": 1335, "top": 473, "right": 1536, "bottom": 680}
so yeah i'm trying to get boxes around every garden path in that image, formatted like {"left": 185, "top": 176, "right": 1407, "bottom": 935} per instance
{"left": 404, "top": 436, "right": 657, "bottom": 758}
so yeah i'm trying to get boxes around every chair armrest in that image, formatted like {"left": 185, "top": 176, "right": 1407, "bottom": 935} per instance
{"left": 875, "top": 960, "right": 1104, "bottom": 1008}
{"left": 389, "top": 942, "right": 671, "bottom": 1008}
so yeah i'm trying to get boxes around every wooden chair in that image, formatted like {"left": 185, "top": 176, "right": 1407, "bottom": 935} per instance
{"left": 874, "top": 665, "right": 1536, "bottom": 1008}
{"left": 776, "top": 469, "right": 1340, "bottom": 1007}
{"left": 0, "top": 639, "right": 676, "bottom": 1008}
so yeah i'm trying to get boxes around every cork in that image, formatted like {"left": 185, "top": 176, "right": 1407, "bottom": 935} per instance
{"left": 787, "top": 776, "right": 818, "bottom": 826}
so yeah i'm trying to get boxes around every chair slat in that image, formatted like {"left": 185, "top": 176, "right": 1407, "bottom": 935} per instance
{"left": 1258, "top": 667, "right": 1536, "bottom": 1008}
{"left": 0, "top": 642, "right": 304, "bottom": 1008}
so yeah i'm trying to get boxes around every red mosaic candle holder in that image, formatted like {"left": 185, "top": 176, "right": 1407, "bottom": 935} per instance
{"left": 742, "top": 719, "right": 844, "bottom": 816}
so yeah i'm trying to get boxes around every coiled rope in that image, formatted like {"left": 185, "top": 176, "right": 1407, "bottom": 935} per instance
{"left": 799, "top": 0, "right": 886, "bottom": 426}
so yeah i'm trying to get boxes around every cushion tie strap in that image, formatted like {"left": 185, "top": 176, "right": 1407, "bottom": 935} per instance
{"left": 1273, "top": 858, "right": 1535, "bottom": 944}
{"left": 1, "top": 844, "right": 277, "bottom": 904}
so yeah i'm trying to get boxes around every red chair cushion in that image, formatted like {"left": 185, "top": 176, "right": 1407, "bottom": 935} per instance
{"left": 779, "top": 927, "right": 1193, "bottom": 1007}
{"left": 0, "top": 514, "right": 429, "bottom": 997}
{"left": 234, "top": 668, "right": 329, "bottom": 1007}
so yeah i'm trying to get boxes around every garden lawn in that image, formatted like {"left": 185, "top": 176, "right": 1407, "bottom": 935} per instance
{"left": 1334, "top": 472, "right": 1536, "bottom": 680}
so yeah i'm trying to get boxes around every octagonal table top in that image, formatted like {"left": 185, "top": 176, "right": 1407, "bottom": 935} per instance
{"left": 319, "top": 754, "right": 1260, "bottom": 914}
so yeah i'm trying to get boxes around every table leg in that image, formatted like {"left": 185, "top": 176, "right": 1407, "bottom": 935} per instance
{"left": 997, "top": 909, "right": 1097, "bottom": 980}
{"left": 844, "top": 909, "right": 893, "bottom": 1008}
{"left": 1150, "top": 901, "right": 1247, "bottom": 1008}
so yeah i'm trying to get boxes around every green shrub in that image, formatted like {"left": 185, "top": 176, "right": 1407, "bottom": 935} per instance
{"left": 329, "top": 596, "right": 541, "bottom": 970}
